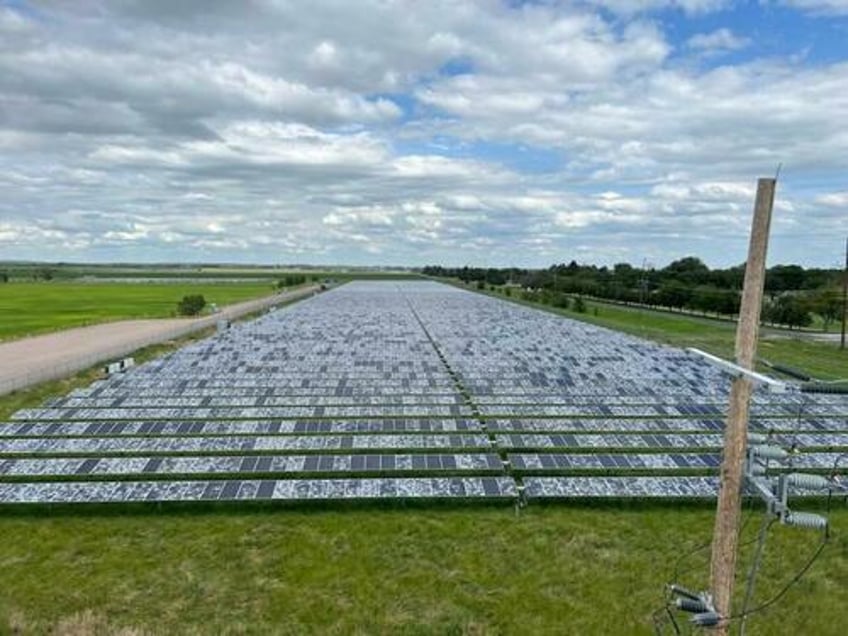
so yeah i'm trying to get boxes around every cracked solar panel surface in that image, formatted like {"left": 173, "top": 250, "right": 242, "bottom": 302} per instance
{"left": 523, "top": 476, "right": 720, "bottom": 498}
{"left": 0, "top": 453, "right": 505, "bottom": 478}
{"left": 1, "top": 280, "right": 846, "bottom": 504}
{"left": 0, "top": 477, "right": 518, "bottom": 503}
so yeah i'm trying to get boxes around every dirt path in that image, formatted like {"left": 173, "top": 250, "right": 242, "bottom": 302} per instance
{"left": 0, "top": 286, "right": 319, "bottom": 396}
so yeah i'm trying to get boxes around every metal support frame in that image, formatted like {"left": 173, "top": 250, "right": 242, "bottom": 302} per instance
{"left": 687, "top": 348, "right": 787, "bottom": 394}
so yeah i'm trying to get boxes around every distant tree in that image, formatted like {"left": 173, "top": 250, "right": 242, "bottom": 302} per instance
{"left": 0, "top": 271, "right": 8, "bottom": 283}
{"left": 485, "top": 268, "right": 507, "bottom": 285}
{"left": 476, "top": 280, "right": 485, "bottom": 290}
{"left": 551, "top": 293, "right": 570, "bottom": 309}
{"left": 573, "top": 296, "right": 587, "bottom": 313}
{"left": 809, "top": 288, "right": 842, "bottom": 332}
{"left": 656, "top": 282, "right": 692, "bottom": 311}
{"left": 612, "top": 262, "right": 639, "bottom": 288}
{"left": 277, "top": 274, "right": 307, "bottom": 288}
{"left": 763, "top": 294, "right": 812, "bottom": 329}
{"left": 766, "top": 265, "right": 807, "bottom": 293}
{"left": 177, "top": 294, "right": 206, "bottom": 316}
{"left": 420, "top": 260, "right": 839, "bottom": 322}
{"left": 710, "top": 263, "right": 745, "bottom": 290}
{"left": 663, "top": 257, "right": 710, "bottom": 285}
{"left": 33, "top": 267, "right": 54, "bottom": 281}
{"left": 689, "top": 286, "right": 741, "bottom": 317}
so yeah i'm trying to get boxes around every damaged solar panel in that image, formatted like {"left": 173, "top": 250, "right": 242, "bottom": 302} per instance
{"left": 1, "top": 280, "right": 845, "bottom": 505}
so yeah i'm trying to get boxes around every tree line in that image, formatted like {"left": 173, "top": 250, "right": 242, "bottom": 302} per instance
{"left": 422, "top": 258, "right": 845, "bottom": 331}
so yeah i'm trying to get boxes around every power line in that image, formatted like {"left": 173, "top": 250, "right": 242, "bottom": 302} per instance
{"left": 666, "top": 429, "right": 841, "bottom": 631}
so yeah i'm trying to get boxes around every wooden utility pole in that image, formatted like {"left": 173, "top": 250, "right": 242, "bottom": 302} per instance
{"left": 709, "top": 178, "right": 776, "bottom": 633}
{"left": 841, "top": 236, "right": 847, "bottom": 350}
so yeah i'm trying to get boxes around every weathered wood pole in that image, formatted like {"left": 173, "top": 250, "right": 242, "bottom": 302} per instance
{"left": 841, "top": 236, "right": 847, "bottom": 350}
{"left": 709, "top": 178, "right": 776, "bottom": 633}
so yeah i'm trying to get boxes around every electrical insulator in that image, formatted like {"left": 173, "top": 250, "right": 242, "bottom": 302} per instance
{"left": 751, "top": 445, "right": 788, "bottom": 460}
{"left": 784, "top": 512, "right": 829, "bottom": 530}
{"left": 747, "top": 433, "right": 768, "bottom": 444}
{"left": 787, "top": 473, "right": 831, "bottom": 490}
{"left": 691, "top": 611, "right": 721, "bottom": 627}
{"left": 675, "top": 598, "right": 708, "bottom": 613}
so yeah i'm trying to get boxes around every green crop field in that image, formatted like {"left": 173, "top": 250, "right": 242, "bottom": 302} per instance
{"left": 0, "top": 282, "right": 279, "bottom": 340}
{"left": 0, "top": 262, "right": 423, "bottom": 282}
{"left": 0, "top": 504, "right": 844, "bottom": 635}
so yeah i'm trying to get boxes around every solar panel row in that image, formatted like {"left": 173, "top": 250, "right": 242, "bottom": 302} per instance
{"left": 1, "top": 280, "right": 845, "bottom": 504}
{"left": 0, "top": 476, "right": 518, "bottom": 504}
{"left": 0, "top": 418, "right": 482, "bottom": 437}
{"left": 0, "top": 453, "right": 504, "bottom": 477}
{"left": 0, "top": 433, "right": 494, "bottom": 455}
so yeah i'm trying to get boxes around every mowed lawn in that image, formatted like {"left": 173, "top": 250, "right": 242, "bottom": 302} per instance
{"left": 0, "top": 282, "right": 278, "bottom": 340}
{"left": 0, "top": 504, "right": 844, "bottom": 635}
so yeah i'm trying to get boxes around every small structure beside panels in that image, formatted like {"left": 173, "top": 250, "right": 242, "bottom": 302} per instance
{"left": 1, "top": 280, "right": 845, "bottom": 506}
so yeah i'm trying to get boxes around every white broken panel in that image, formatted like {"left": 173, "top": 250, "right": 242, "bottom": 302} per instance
{"left": 0, "top": 434, "right": 494, "bottom": 455}
{"left": 522, "top": 476, "right": 720, "bottom": 498}
{"left": 0, "top": 476, "right": 518, "bottom": 504}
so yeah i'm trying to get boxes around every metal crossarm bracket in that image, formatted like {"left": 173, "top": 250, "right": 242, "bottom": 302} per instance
{"left": 687, "top": 348, "right": 787, "bottom": 393}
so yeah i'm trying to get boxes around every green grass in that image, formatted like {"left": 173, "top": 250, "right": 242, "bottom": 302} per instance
{"left": 0, "top": 504, "right": 844, "bottom": 635}
{"left": 0, "top": 282, "right": 279, "bottom": 340}
{"left": 1, "top": 263, "right": 424, "bottom": 282}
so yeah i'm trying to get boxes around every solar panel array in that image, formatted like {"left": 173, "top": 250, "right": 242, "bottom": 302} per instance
{"left": 1, "top": 280, "right": 845, "bottom": 505}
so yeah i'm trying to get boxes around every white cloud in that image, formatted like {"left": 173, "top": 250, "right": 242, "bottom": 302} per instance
{"left": 814, "top": 191, "right": 848, "bottom": 207}
{"left": 781, "top": 1, "right": 848, "bottom": 15}
{"left": 0, "top": 0, "right": 844, "bottom": 267}
{"left": 587, "top": 1, "right": 731, "bottom": 15}
{"left": 687, "top": 28, "right": 750, "bottom": 52}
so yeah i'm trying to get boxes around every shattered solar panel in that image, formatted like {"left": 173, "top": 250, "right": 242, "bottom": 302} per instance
{"left": 510, "top": 453, "right": 721, "bottom": 472}
{"left": 523, "top": 476, "right": 720, "bottom": 498}
{"left": 12, "top": 404, "right": 474, "bottom": 420}
{"left": 0, "top": 476, "right": 518, "bottom": 504}
{"left": 495, "top": 432, "right": 725, "bottom": 450}
{"left": 0, "top": 453, "right": 504, "bottom": 477}
{"left": 0, "top": 418, "right": 482, "bottom": 437}
{"left": 1, "top": 280, "right": 846, "bottom": 505}
{"left": 0, "top": 433, "right": 493, "bottom": 455}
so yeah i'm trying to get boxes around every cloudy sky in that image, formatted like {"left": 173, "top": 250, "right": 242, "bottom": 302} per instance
{"left": 1, "top": 0, "right": 846, "bottom": 268}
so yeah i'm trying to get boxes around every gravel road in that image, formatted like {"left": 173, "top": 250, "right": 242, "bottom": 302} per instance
{"left": 0, "top": 286, "right": 319, "bottom": 396}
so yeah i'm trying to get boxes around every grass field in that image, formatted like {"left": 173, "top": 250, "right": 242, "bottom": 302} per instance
{"left": 0, "top": 503, "right": 844, "bottom": 635}
{"left": 0, "top": 263, "right": 424, "bottom": 282}
{"left": 0, "top": 282, "right": 279, "bottom": 340}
